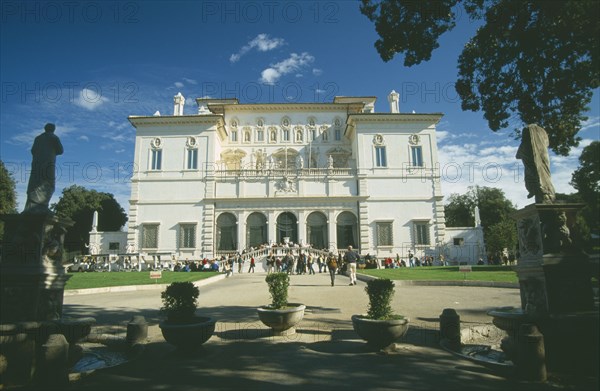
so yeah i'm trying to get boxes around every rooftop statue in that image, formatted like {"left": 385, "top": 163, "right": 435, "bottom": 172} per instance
{"left": 515, "top": 124, "right": 555, "bottom": 204}
{"left": 23, "top": 123, "right": 64, "bottom": 213}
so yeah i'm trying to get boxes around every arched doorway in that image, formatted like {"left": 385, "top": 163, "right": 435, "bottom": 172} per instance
{"left": 216, "top": 213, "right": 237, "bottom": 251}
{"left": 246, "top": 212, "right": 267, "bottom": 248}
{"left": 336, "top": 211, "right": 357, "bottom": 249}
{"left": 306, "top": 212, "right": 328, "bottom": 250}
{"left": 276, "top": 212, "right": 298, "bottom": 244}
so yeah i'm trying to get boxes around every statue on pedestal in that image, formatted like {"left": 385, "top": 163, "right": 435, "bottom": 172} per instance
{"left": 515, "top": 124, "right": 555, "bottom": 204}
{"left": 23, "top": 123, "right": 64, "bottom": 214}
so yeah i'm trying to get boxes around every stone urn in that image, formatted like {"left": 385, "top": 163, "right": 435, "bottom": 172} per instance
{"left": 257, "top": 304, "right": 306, "bottom": 336}
{"left": 159, "top": 316, "right": 216, "bottom": 352}
{"left": 351, "top": 315, "right": 410, "bottom": 349}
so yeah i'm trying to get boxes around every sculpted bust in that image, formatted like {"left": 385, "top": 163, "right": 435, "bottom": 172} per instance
{"left": 23, "top": 123, "right": 64, "bottom": 213}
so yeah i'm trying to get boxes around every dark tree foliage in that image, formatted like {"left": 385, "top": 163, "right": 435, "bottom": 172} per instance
{"left": 361, "top": 0, "right": 600, "bottom": 155}
{"left": 445, "top": 186, "right": 516, "bottom": 229}
{"left": 0, "top": 160, "right": 17, "bottom": 214}
{"left": 570, "top": 141, "right": 600, "bottom": 233}
{"left": 51, "top": 185, "right": 127, "bottom": 252}
{"left": 0, "top": 160, "right": 18, "bottom": 237}
{"left": 444, "top": 186, "right": 517, "bottom": 255}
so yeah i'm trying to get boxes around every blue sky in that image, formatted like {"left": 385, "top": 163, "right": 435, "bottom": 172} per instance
{"left": 1, "top": 1, "right": 599, "bottom": 217}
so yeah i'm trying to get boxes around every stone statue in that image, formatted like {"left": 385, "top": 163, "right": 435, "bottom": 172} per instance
{"left": 515, "top": 124, "right": 555, "bottom": 204}
{"left": 296, "top": 155, "right": 304, "bottom": 169}
{"left": 327, "top": 155, "right": 334, "bottom": 169}
{"left": 23, "top": 123, "right": 64, "bottom": 213}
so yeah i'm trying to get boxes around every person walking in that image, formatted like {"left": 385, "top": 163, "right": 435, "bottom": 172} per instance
{"left": 327, "top": 254, "right": 338, "bottom": 286}
{"left": 307, "top": 254, "right": 315, "bottom": 275}
{"left": 248, "top": 256, "right": 255, "bottom": 273}
{"left": 344, "top": 245, "right": 359, "bottom": 285}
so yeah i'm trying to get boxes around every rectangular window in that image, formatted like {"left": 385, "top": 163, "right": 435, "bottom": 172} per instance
{"left": 187, "top": 149, "right": 198, "bottom": 170}
{"left": 109, "top": 242, "right": 120, "bottom": 251}
{"left": 375, "top": 146, "right": 387, "bottom": 167}
{"left": 257, "top": 129, "right": 264, "bottom": 142}
{"left": 283, "top": 129, "right": 290, "bottom": 141}
{"left": 376, "top": 222, "right": 393, "bottom": 246}
{"left": 411, "top": 146, "right": 423, "bottom": 167}
{"left": 151, "top": 149, "right": 162, "bottom": 170}
{"left": 231, "top": 130, "right": 238, "bottom": 142}
{"left": 142, "top": 224, "right": 159, "bottom": 249}
{"left": 453, "top": 237, "right": 464, "bottom": 246}
{"left": 335, "top": 129, "right": 341, "bottom": 141}
{"left": 414, "top": 222, "right": 430, "bottom": 245}
{"left": 180, "top": 224, "right": 196, "bottom": 248}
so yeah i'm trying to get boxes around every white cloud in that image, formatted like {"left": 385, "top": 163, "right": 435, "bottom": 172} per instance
{"left": 312, "top": 68, "right": 323, "bottom": 76}
{"left": 73, "top": 88, "right": 109, "bottom": 110}
{"left": 9, "top": 124, "right": 77, "bottom": 146}
{"left": 230, "top": 34, "right": 285, "bottom": 63}
{"left": 260, "top": 52, "right": 315, "bottom": 85}
{"left": 78, "top": 135, "right": 89, "bottom": 142}
{"left": 182, "top": 78, "right": 197, "bottom": 85}
{"left": 174, "top": 81, "right": 184, "bottom": 88}
{"left": 437, "top": 130, "right": 587, "bottom": 208}
{"left": 580, "top": 116, "right": 599, "bottom": 132}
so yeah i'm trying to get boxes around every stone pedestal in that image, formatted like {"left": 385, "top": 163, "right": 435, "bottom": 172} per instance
{"left": 0, "top": 213, "right": 73, "bottom": 323}
{"left": 490, "top": 203, "right": 598, "bottom": 376}
{"left": 512, "top": 203, "right": 594, "bottom": 315}
{"left": 0, "top": 213, "right": 79, "bottom": 387}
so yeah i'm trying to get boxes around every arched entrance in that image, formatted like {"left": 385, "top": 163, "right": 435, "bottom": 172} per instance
{"left": 246, "top": 212, "right": 267, "bottom": 248}
{"left": 336, "top": 211, "right": 357, "bottom": 249}
{"left": 306, "top": 212, "right": 328, "bottom": 250}
{"left": 216, "top": 213, "right": 237, "bottom": 251}
{"left": 276, "top": 212, "right": 298, "bottom": 244}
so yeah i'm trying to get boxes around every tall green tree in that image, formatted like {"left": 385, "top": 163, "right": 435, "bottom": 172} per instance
{"left": 360, "top": 0, "right": 599, "bottom": 155}
{"left": 0, "top": 160, "right": 18, "bottom": 237}
{"left": 444, "top": 186, "right": 517, "bottom": 255}
{"left": 445, "top": 186, "right": 516, "bottom": 229}
{"left": 51, "top": 185, "right": 127, "bottom": 252}
{"left": 570, "top": 141, "right": 600, "bottom": 231}
{"left": 485, "top": 218, "right": 518, "bottom": 256}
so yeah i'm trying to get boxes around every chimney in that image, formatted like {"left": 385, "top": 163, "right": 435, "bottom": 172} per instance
{"left": 173, "top": 92, "right": 185, "bottom": 116}
{"left": 388, "top": 90, "right": 399, "bottom": 113}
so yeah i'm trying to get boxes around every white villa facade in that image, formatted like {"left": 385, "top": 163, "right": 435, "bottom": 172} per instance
{"left": 124, "top": 91, "right": 447, "bottom": 261}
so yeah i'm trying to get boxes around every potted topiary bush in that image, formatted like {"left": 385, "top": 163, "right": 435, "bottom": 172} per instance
{"left": 257, "top": 272, "right": 305, "bottom": 336}
{"left": 158, "top": 281, "right": 216, "bottom": 352}
{"left": 351, "top": 278, "right": 409, "bottom": 349}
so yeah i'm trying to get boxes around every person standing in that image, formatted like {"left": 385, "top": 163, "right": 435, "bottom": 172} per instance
{"left": 344, "top": 245, "right": 359, "bottom": 285}
{"left": 237, "top": 253, "right": 243, "bottom": 273}
{"left": 327, "top": 254, "right": 338, "bottom": 286}
{"left": 248, "top": 256, "right": 255, "bottom": 273}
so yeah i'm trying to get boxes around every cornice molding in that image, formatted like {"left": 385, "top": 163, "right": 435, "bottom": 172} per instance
{"left": 207, "top": 102, "right": 364, "bottom": 114}
{"left": 347, "top": 113, "right": 443, "bottom": 123}
{"left": 128, "top": 115, "right": 224, "bottom": 127}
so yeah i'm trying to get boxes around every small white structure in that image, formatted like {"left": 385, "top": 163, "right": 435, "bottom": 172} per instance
{"left": 443, "top": 208, "right": 486, "bottom": 265}
{"left": 87, "top": 210, "right": 127, "bottom": 256}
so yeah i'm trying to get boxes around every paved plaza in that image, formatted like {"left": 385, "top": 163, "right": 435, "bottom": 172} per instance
{"left": 61, "top": 272, "right": 593, "bottom": 390}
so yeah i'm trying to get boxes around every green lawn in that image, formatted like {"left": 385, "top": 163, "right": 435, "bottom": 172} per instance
{"left": 65, "top": 271, "right": 220, "bottom": 290}
{"left": 358, "top": 265, "right": 518, "bottom": 283}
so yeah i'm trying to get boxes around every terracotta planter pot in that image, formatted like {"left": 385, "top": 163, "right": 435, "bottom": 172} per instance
{"left": 351, "top": 314, "right": 409, "bottom": 349}
{"left": 257, "top": 304, "right": 305, "bottom": 336}
{"left": 159, "top": 316, "right": 216, "bottom": 351}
